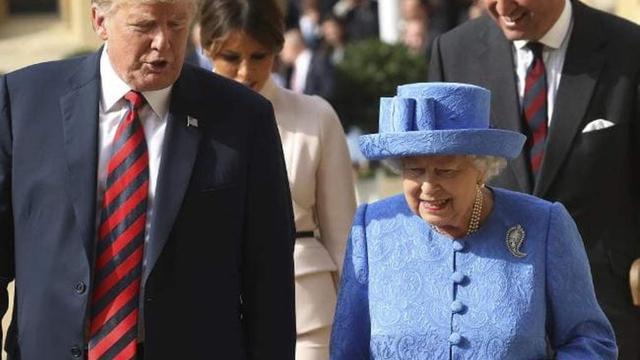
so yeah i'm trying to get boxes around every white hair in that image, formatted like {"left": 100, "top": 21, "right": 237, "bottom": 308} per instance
{"left": 469, "top": 155, "right": 507, "bottom": 183}
{"left": 385, "top": 154, "right": 507, "bottom": 183}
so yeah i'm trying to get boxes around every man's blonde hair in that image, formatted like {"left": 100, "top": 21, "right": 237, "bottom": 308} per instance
{"left": 91, "top": 0, "right": 201, "bottom": 16}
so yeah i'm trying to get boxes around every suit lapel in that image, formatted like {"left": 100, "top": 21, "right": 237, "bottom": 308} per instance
{"left": 144, "top": 69, "right": 202, "bottom": 286}
{"left": 534, "top": 2, "right": 605, "bottom": 196}
{"left": 59, "top": 51, "right": 101, "bottom": 261}
{"left": 479, "top": 21, "right": 533, "bottom": 193}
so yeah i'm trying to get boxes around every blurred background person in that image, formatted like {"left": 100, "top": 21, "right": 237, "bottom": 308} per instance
{"left": 281, "top": 28, "right": 336, "bottom": 100}
{"left": 298, "top": 0, "right": 324, "bottom": 47}
{"left": 184, "top": 22, "right": 213, "bottom": 70}
{"left": 333, "top": 0, "right": 380, "bottom": 41}
{"left": 281, "top": 28, "right": 314, "bottom": 93}
{"left": 319, "top": 14, "right": 348, "bottom": 65}
{"left": 199, "top": 0, "right": 357, "bottom": 359}
{"left": 401, "top": 0, "right": 430, "bottom": 21}
{"left": 401, "top": 17, "right": 429, "bottom": 57}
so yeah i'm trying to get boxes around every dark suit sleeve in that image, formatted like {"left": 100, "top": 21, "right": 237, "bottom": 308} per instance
{"left": 428, "top": 36, "right": 446, "bottom": 82}
{"left": 241, "top": 101, "right": 296, "bottom": 359}
{"left": 0, "top": 75, "right": 15, "bottom": 348}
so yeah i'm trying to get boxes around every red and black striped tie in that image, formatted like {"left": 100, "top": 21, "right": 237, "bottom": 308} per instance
{"left": 89, "top": 90, "right": 148, "bottom": 360}
{"left": 523, "top": 42, "right": 548, "bottom": 179}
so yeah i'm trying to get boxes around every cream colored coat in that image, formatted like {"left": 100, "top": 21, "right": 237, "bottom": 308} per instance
{"left": 260, "top": 78, "right": 356, "bottom": 335}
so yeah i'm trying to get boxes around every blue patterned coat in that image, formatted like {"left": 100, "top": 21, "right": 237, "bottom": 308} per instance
{"left": 331, "top": 188, "right": 617, "bottom": 359}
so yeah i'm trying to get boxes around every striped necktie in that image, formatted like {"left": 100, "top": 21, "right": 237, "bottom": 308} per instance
{"left": 523, "top": 42, "right": 548, "bottom": 179}
{"left": 89, "top": 90, "right": 148, "bottom": 360}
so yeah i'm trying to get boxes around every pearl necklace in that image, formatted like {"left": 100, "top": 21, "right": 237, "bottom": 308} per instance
{"left": 466, "top": 185, "right": 484, "bottom": 236}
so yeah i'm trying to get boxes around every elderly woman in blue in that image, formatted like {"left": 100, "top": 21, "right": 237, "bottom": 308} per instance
{"left": 330, "top": 83, "right": 617, "bottom": 359}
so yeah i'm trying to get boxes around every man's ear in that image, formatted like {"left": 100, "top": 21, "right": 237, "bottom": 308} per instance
{"left": 91, "top": 5, "right": 109, "bottom": 41}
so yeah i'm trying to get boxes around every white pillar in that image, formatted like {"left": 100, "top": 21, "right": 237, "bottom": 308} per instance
{"left": 378, "top": 0, "right": 401, "bottom": 44}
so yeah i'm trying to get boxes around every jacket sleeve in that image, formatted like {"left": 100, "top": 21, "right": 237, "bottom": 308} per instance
{"left": 315, "top": 99, "right": 356, "bottom": 276}
{"left": 330, "top": 204, "right": 370, "bottom": 359}
{"left": 0, "top": 75, "right": 15, "bottom": 350}
{"left": 242, "top": 101, "right": 296, "bottom": 359}
{"left": 545, "top": 202, "right": 618, "bottom": 359}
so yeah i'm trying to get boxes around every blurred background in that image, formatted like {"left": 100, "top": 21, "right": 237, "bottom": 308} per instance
{"left": 1, "top": 0, "right": 640, "bottom": 357}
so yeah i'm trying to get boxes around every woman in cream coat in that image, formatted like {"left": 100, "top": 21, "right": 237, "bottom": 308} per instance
{"left": 199, "top": 0, "right": 357, "bottom": 358}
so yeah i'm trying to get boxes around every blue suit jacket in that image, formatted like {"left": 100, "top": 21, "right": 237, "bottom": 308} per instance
{"left": 331, "top": 188, "right": 617, "bottom": 359}
{"left": 0, "top": 50, "right": 296, "bottom": 359}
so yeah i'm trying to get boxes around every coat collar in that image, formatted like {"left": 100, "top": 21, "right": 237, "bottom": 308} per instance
{"left": 60, "top": 50, "right": 102, "bottom": 262}
{"left": 143, "top": 64, "right": 203, "bottom": 286}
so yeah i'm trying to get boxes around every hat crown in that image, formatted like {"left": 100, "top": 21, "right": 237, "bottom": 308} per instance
{"left": 379, "top": 83, "right": 491, "bottom": 133}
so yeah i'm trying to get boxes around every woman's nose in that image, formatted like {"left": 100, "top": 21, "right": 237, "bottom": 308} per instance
{"left": 420, "top": 179, "right": 438, "bottom": 194}
{"left": 236, "top": 60, "right": 250, "bottom": 82}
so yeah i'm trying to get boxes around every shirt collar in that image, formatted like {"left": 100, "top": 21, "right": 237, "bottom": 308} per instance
{"left": 513, "top": 0, "right": 572, "bottom": 50}
{"left": 99, "top": 47, "right": 172, "bottom": 118}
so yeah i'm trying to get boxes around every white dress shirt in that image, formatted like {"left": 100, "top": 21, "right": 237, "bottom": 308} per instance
{"left": 291, "top": 49, "right": 312, "bottom": 93}
{"left": 97, "top": 47, "right": 171, "bottom": 337}
{"left": 512, "top": 0, "right": 573, "bottom": 125}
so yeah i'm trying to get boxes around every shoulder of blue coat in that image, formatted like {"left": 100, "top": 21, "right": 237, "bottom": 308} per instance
{"left": 492, "top": 187, "right": 553, "bottom": 214}
{"left": 364, "top": 193, "right": 412, "bottom": 217}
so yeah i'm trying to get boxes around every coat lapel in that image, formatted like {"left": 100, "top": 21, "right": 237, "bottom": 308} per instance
{"left": 479, "top": 21, "right": 533, "bottom": 193}
{"left": 59, "top": 51, "right": 101, "bottom": 261}
{"left": 144, "top": 69, "right": 202, "bottom": 286}
{"left": 534, "top": 2, "right": 605, "bottom": 196}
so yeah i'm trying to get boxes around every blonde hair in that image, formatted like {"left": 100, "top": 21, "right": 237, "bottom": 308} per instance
{"left": 91, "top": 0, "right": 201, "bottom": 16}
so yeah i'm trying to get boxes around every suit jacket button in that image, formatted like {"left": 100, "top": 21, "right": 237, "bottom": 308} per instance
{"left": 70, "top": 345, "right": 83, "bottom": 358}
{"left": 74, "top": 281, "right": 86, "bottom": 294}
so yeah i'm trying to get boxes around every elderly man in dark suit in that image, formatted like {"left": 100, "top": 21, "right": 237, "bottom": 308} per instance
{"left": 428, "top": 0, "right": 640, "bottom": 357}
{"left": 0, "top": 0, "right": 296, "bottom": 359}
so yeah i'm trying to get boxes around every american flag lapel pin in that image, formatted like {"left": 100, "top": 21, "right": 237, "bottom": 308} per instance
{"left": 187, "top": 116, "right": 199, "bottom": 128}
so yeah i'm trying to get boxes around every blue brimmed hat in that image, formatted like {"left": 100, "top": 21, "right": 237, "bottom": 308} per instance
{"left": 359, "top": 82, "right": 526, "bottom": 160}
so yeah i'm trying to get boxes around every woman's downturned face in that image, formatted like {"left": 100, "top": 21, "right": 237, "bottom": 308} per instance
{"left": 210, "top": 30, "right": 275, "bottom": 92}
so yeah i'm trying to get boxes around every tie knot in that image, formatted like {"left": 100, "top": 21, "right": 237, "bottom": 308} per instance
{"left": 124, "top": 90, "right": 145, "bottom": 110}
{"left": 526, "top": 42, "right": 544, "bottom": 59}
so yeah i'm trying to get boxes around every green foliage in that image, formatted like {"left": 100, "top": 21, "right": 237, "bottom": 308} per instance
{"left": 333, "top": 39, "right": 428, "bottom": 133}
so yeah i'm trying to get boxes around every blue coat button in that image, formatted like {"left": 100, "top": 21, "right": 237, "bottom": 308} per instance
{"left": 451, "top": 300, "right": 465, "bottom": 313}
{"left": 449, "top": 332, "right": 462, "bottom": 345}
{"left": 451, "top": 271, "right": 466, "bottom": 284}
{"left": 452, "top": 240, "right": 465, "bottom": 251}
